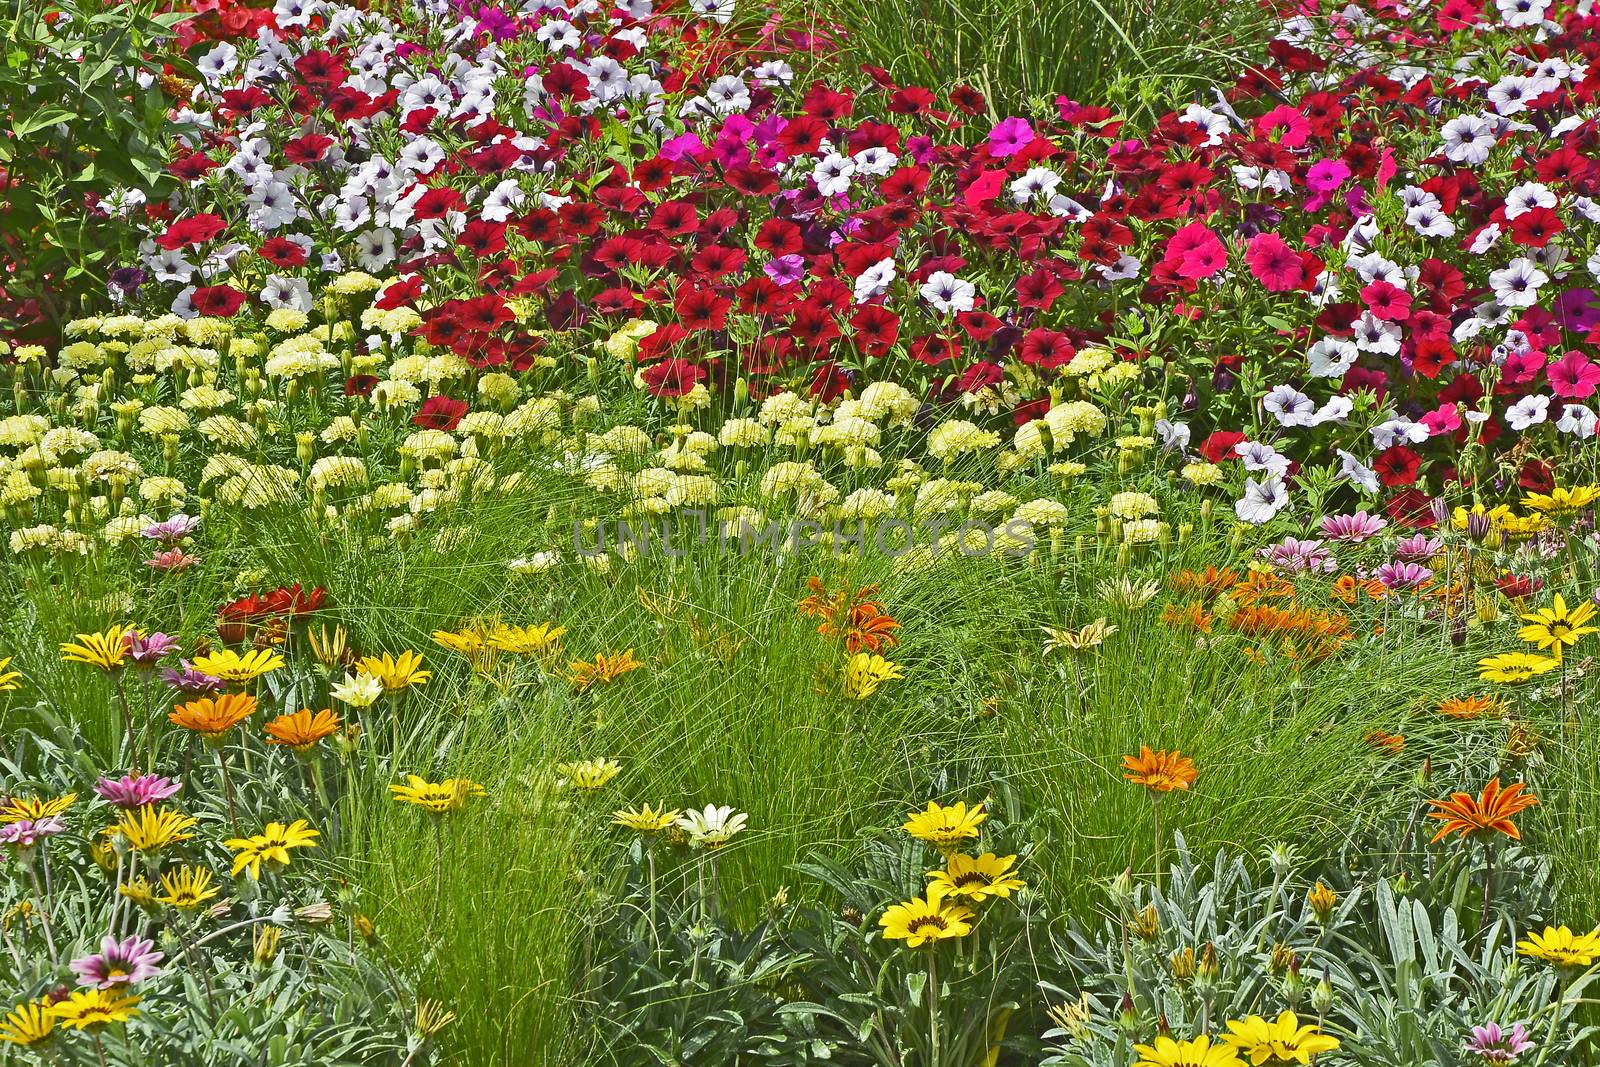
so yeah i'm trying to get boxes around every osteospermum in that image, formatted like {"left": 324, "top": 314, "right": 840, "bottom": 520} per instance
{"left": 1427, "top": 778, "right": 1538, "bottom": 843}
{"left": 903, "top": 801, "right": 986, "bottom": 852}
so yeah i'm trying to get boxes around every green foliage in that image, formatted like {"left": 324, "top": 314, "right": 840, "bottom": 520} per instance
{"left": 0, "top": 0, "right": 186, "bottom": 336}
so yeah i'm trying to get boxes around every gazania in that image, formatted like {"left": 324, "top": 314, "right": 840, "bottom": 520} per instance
{"left": 0, "top": 657, "right": 21, "bottom": 691}
{"left": 263, "top": 708, "right": 341, "bottom": 752}
{"left": 169, "top": 692, "right": 258, "bottom": 739}
{"left": 487, "top": 622, "right": 567, "bottom": 656}
{"left": 1437, "top": 694, "right": 1505, "bottom": 720}
{"left": 69, "top": 935, "right": 163, "bottom": 989}
{"left": 1516, "top": 594, "right": 1598, "bottom": 661}
{"left": 555, "top": 758, "right": 621, "bottom": 792}
{"left": 113, "top": 806, "right": 197, "bottom": 853}
{"left": 1132, "top": 1034, "right": 1242, "bottom": 1067}
{"left": 355, "top": 650, "right": 431, "bottom": 691}
{"left": 157, "top": 865, "right": 221, "bottom": 910}
{"left": 676, "top": 804, "right": 748, "bottom": 848}
{"left": 1221, "top": 1011, "right": 1339, "bottom": 1065}
{"left": 903, "top": 801, "right": 986, "bottom": 852}
{"left": 225, "top": 820, "right": 320, "bottom": 878}
{"left": 569, "top": 649, "right": 643, "bottom": 691}
{"left": 1042, "top": 617, "right": 1116, "bottom": 652}
{"left": 1521, "top": 484, "right": 1600, "bottom": 515}
{"left": 1123, "top": 747, "right": 1198, "bottom": 793}
{"left": 878, "top": 885, "right": 975, "bottom": 947}
{"left": 45, "top": 989, "right": 140, "bottom": 1030}
{"left": 432, "top": 625, "right": 490, "bottom": 662}
{"left": 1516, "top": 925, "right": 1600, "bottom": 967}
{"left": 926, "top": 852, "right": 1026, "bottom": 901}
{"left": 188, "top": 647, "right": 285, "bottom": 683}
{"left": 388, "top": 775, "right": 486, "bottom": 814}
{"left": 843, "top": 652, "right": 903, "bottom": 699}
{"left": 1477, "top": 651, "right": 1560, "bottom": 684}
{"left": 612, "top": 804, "right": 682, "bottom": 834}
{"left": 1426, "top": 778, "right": 1538, "bottom": 843}
{"left": 1, "top": 794, "right": 76, "bottom": 824}
{"left": 60, "top": 625, "right": 134, "bottom": 671}
{"left": 0, "top": 999, "right": 54, "bottom": 1045}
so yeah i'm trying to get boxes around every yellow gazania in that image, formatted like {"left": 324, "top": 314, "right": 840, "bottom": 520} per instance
{"left": 169, "top": 692, "right": 258, "bottom": 738}
{"left": 1516, "top": 594, "right": 1598, "bottom": 661}
{"left": 1132, "top": 1034, "right": 1243, "bottom": 1067}
{"left": 0, "top": 657, "right": 21, "bottom": 692}
{"left": 1222, "top": 1011, "right": 1340, "bottom": 1065}
{"left": 843, "top": 652, "right": 903, "bottom": 699}
{"left": 1477, "top": 651, "right": 1561, "bottom": 684}
{"left": 118, "top": 878, "right": 157, "bottom": 908}
{"left": 1042, "top": 617, "right": 1117, "bottom": 653}
{"left": 46, "top": 989, "right": 140, "bottom": 1030}
{"left": 1, "top": 793, "right": 76, "bottom": 824}
{"left": 903, "top": 800, "right": 986, "bottom": 852}
{"left": 1522, "top": 484, "right": 1600, "bottom": 516}
{"left": 878, "top": 885, "right": 975, "bottom": 948}
{"left": 113, "top": 806, "right": 198, "bottom": 853}
{"left": 569, "top": 649, "right": 643, "bottom": 691}
{"left": 1517, "top": 925, "right": 1600, "bottom": 967}
{"left": 356, "top": 650, "right": 431, "bottom": 691}
{"left": 488, "top": 622, "right": 567, "bottom": 656}
{"left": 157, "top": 865, "right": 221, "bottom": 910}
{"left": 189, "top": 647, "right": 285, "bottom": 684}
{"left": 612, "top": 804, "right": 682, "bottom": 834}
{"left": 555, "top": 758, "right": 621, "bottom": 792}
{"left": 60, "top": 625, "right": 134, "bottom": 671}
{"left": 388, "top": 775, "right": 486, "bottom": 814}
{"left": 0, "top": 999, "right": 54, "bottom": 1045}
{"left": 263, "top": 708, "right": 342, "bottom": 751}
{"left": 926, "top": 852, "right": 1026, "bottom": 901}
{"left": 225, "top": 820, "right": 320, "bottom": 879}
{"left": 433, "top": 624, "right": 491, "bottom": 661}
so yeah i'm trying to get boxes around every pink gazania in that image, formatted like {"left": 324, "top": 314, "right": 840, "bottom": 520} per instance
{"left": 128, "top": 632, "right": 178, "bottom": 666}
{"left": 1319, "top": 511, "right": 1387, "bottom": 543}
{"left": 0, "top": 816, "right": 65, "bottom": 848}
{"left": 146, "top": 548, "right": 201, "bottom": 572}
{"left": 141, "top": 514, "right": 199, "bottom": 542}
{"left": 1467, "top": 1021, "right": 1533, "bottom": 1063}
{"left": 95, "top": 773, "right": 182, "bottom": 809}
{"left": 70, "top": 935, "right": 165, "bottom": 989}
{"left": 1547, "top": 350, "right": 1600, "bottom": 399}
{"left": 1377, "top": 561, "right": 1433, "bottom": 590}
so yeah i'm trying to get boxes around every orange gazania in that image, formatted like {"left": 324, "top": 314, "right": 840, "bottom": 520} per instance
{"left": 1437, "top": 694, "right": 1505, "bottom": 720}
{"left": 1160, "top": 601, "right": 1215, "bottom": 634}
{"left": 264, "top": 708, "right": 342, "bottom": 752}
{"left": 1166, "top": 566, "right": 1241, "bottom": 601}
{"left": 569, "top": 649, "right": 643, "bottom": 692}
{"left": 1426, "top": 778, "right": 1539, "bottom": 843}
{"left": 169, "top": 693, "right": 258, "bottom": 739}
{"left": 1122, "top": 747, "right": 1198, "bottom": 793}
{"left": 1228, "top": 571, "right": 1296, "bottom": 606}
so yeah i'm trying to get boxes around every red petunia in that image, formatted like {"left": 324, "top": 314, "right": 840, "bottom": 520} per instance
{"left": 411, "top": 395, "right": 469, "bottom": 430}
{"left": 191, "top": 285, "right": 246, "bottom": 317}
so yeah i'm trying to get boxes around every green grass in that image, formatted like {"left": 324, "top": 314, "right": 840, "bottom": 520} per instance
{"left": 785, "top": 0, "right": 1275, "bottom": 119}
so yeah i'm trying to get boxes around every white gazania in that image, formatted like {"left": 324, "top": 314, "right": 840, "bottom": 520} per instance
{"left": 676, "top": 805, "right": 748, "bottom": 848}
{"left": 331, "top": 671, "right": 385, "bottom": 708}
{"left": 1236, "top": 475, "right": 1289, "bottom": 525}
{"left": 919, "top": 271, "right": 976, "bottom": 314}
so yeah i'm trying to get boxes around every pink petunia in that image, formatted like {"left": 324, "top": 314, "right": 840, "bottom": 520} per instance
{"left": 1245, "top": 233, "right": 1304, "bottom": 292}
{"left": 986, "top": 117, "right": 1034, "bottom": 157}
{"left": 1255, "top": 105, "right": 1311, "bottom": 148}
{"left": 1548, "top": 350, "right": 1600, "bottom": 399}
{"left": 1163, "top": 222, "right": 1228, "bottom": 280}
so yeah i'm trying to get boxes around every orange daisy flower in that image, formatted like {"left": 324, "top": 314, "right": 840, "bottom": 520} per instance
{"left": 264, "top": 708, "right": 342, "bottom": 752}
{"left": 1437, "top": 694, "right": 1505, "bottom": 720}
{"left": 169, "top": 693, "right": 257, "bottom": 739}
{"left": 1426, "top": 778, "right": 1539, "bottom": 843}
{"left": 1122, "top": 747, "right": 1198, "bottom": 793}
